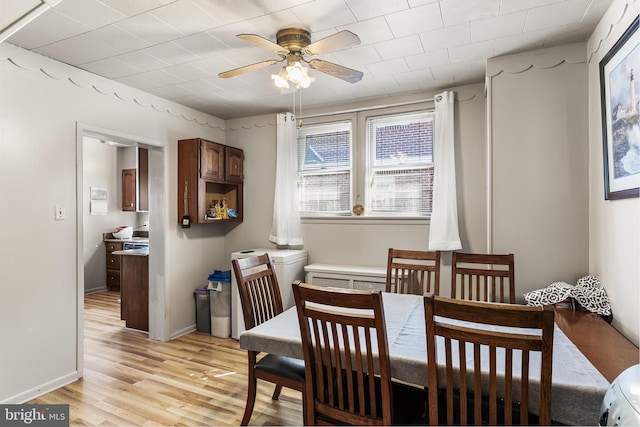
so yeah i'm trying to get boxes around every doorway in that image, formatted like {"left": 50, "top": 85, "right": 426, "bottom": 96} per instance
{"left": 75, "top": 123, "right": 168, "bottom": 375}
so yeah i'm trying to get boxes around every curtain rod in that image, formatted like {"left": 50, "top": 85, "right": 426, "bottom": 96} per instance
{"left": 297, "top": 97, "right": 436, "bottom": 119}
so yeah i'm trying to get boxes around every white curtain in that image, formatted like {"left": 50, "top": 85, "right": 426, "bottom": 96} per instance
{"left": 428, "top": 91, "right": 462, "bottom": 250}
{"left": 269, "top": 112, "right": 303, "bottom": 246}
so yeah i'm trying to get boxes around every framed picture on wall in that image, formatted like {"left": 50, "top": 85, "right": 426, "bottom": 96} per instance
{"left": 599, "top": 16, "right": 640, "bottom": 200}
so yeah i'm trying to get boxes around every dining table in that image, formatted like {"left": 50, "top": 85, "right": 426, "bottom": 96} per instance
{"left": 239, "top": 291, "right": 627, "bottom": 426}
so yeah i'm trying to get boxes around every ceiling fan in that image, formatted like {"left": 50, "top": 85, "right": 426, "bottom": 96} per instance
{"left": 218, "top": 28, "right": 364, "bottom": 87}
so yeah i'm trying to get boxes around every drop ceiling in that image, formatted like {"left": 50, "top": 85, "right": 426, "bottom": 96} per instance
{"left": 3, "top": 0, "right": 613, "bottom": 119}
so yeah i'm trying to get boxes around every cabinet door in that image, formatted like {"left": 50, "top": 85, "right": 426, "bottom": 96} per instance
{"left": 225, "top": 146, "right": 244, "bottom": 183}
{"left": 200, "top": 140, "right": 224, "bottom": 181}
{"left": 122, "top": 168, "right": 136, "bottom": 211}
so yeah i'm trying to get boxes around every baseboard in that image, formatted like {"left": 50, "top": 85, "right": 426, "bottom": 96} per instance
{"left": 1, "top": 371, "right": 80, "bottom": 404}
{"left": 84, "top": 285, "right": 107, "bottom": 294}
{"left": 171, "top": 324, "right": 197, "bottom": 340}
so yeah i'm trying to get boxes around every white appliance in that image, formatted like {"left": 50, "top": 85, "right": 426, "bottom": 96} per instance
{"left": 599, "top": 364, "right": 640, "bottom": 426}
{"left": 231, "top": 248, "right": 307, "bottom": 339}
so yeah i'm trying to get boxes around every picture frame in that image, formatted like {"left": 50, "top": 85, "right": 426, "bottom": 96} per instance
{"left": 599, "top": 16, "right": 640, "bottom": 200}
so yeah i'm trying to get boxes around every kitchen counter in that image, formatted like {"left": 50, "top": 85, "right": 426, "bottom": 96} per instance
{"left": 113, "top": 247, "right": 148, "bottom": 256}
{"left": 104, "top": 237, "right": 149, "bottom": 244}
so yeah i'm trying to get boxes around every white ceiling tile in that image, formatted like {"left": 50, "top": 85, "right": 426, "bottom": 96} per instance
{"left": 97, "top": 0, "right": 169, "bottom": 16}
{"left": 90, "top": 25, "right": 150, "bottom": 54}
{"left": 177, "top": 79, "right": 221, "bottom": 94}
{"left": 392, "top": 68, "right": 435, "bottom": 87}
{"left": 114, "top": 13, "right": 185, "bottom": 45}
{"left": 448, "top": 40, "right": 495, "bottom": 62}
{"left": 172, "top": 32, "right": 226, "bottom": 58}
{"left": 290, "top": 0, "right": 357, "bottom": 32}
{"left": 405, "top": 48, "right": 450, "bottom": 70}
{"left": 117, "top": 69, "right": 185, "bottom": 89}
{"left": 0, "top": 0, "right": 41, "bottom": 31}
{"left": 147, "top": 84, "right": 192, "bottom": 98}
{"left": 366, "top": 58, "right": 410, "bottom": 77}
{"left": 7, "top": 9, "right": 93, "bottom": 49}
{"left": 150, "top": 0, "right": 220, "bottom": 35}
{"left": 439, "top": 0, "right": 501, "bottom": 26}
{"left": 543, "top": 22, "right": 593, "bottom": 46}
{"left": 499, "top": 0, "right": 562, "bottom": 15}
{"left": 113, "top": 51, "right": 171, "bottom": 71}
{"left": 419, "top": 23, "right": 470, "bottom": 52}
{"left": 375, "top": 35, "right": 424, "bottom": 60}
{"left": 523, "top": 0, "right": 592, "bottom": 32}
{"left": 32, "top": 43, "right": 89, "bottom": 66}
{"left": 142, "top": 42, "right": 201, "bottom": 65}
{"left": 385, "top": 2, "right": 443, "bottom": 38}
{"left": 493, "top": 29, "right": 548, "bottom": 56}
{"left": 408, "top": 0, "right": 439, "bottom": 5}
{"left": 343, "top": 0, "right": 409, "bottom": 21}
{"left": 162, "top": 62, "right": 212, "bottom": 81}
{"left": 251, "top": 0, "right": 310, "bottom": 14}
{"left": 189, "top": 0, "right": 264, "bottom": 26}
{"left": 332, "top": 45, "right": 382, "bottom": 67}
{"left": 340, "top": 17, "right": 394, "bottom": 45}
{"left": 54, "top": 0, "right": 126, "bottom": 29}
{"left": 81, "top": 57, "right": 144, "bottom": 78}
{"left": 430, "top": 60, "right": 474, "bottom": 80}
{"left": 471, "top": 11, "right": 527, "bottom": 42}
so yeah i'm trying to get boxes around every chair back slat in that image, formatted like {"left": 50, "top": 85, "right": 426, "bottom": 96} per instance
{"left": 451, "top": 252, "right": 515, "bottom": 303}
{"left": 232, "top": 254, "right": 284, "bottom": 330}
{"left": 386, "top": 248, "right": 441, "bottom": 295}
{"left": 294, "top": 281, "right": 394, "bottom": 426}
{"left": 424, "top": 294, "right": 554, "bottom": 426}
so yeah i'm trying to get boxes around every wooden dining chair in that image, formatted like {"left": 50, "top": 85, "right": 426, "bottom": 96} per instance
{"left": 386, "top": 248, "right": 441, "bottom": 295}
{"left": 451, "top": 252, "right": 515, "bottom": 303}
{"left": 292, "top": 281, "right": 427, "bottom": 426}
{"left": 232, "top": 254, "right": 306, "bottom": 426}
{"left": 423, "top": 294, "right": 554, "bottom": 426}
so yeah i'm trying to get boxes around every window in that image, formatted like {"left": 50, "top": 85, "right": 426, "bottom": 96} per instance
{"left": 297, "top": 121, "right": 352, "bottom": 215}
{"left": 297, "top": 109, "right": 434, "bottom": 218}
{"left": 366, "top": 112, "right": 434, "bottom": 216}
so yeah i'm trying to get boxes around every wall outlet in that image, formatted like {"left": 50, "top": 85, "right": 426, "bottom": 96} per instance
{"left": 54, "top": 204, "right": 65, "bottom": 221}
{"left": 142, "top": 221, "right": 149, "bottom": 229}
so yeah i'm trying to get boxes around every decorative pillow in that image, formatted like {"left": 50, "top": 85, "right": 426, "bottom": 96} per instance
{"left": 573, "top": 275, "right": 612, "bottom": 316}
{"left": 523, "top": 282, "right": 574, "bottom": 306}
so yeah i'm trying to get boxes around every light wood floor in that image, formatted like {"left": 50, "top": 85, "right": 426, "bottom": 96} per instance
{"left": 29, "top": 291, "right": 303, "bottom": 426}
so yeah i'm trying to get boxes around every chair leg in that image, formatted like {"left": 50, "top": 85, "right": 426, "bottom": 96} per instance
{"left": 272, "top": 384, "right": 283, "bottom": 400}
{"left": 241, "top": 352, "right": 258, "bottom": 426}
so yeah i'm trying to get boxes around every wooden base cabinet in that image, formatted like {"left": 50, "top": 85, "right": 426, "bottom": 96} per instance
{"left": 177, "top": 138, "right": 244, "bottom": 224}
{"left": 105, "top": 241, "right": 123, "bottom": 291}
{"left": 121, "top": 254, "right": 149, "bottom": 332}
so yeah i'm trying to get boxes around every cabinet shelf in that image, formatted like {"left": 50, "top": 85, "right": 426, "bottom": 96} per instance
{"left": 177, "top": 138, "right": 244, "bottom": 225}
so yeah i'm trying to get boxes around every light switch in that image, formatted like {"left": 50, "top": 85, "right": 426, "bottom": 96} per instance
{"left": 55, "top": 204, "right": 65, "bottom": 221}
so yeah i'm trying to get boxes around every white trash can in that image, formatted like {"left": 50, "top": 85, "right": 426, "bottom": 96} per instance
{"left": 209, "top": 281, "right": 231, "bottom": 338}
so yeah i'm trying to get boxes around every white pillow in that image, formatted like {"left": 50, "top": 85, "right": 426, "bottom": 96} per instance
{"left": 573, "top": 275, "right": 611, "bottom": 316}
{"left": 523, "top": 282, "right": 574, "bottom": 306}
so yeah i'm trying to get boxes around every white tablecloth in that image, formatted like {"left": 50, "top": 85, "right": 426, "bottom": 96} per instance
{"left": 239, "top": 292, "right": 609, "bottom": 425}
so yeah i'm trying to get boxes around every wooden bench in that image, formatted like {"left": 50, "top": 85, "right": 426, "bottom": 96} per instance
{"left": 554, "top": 308, "right": 638, "bottom": 382}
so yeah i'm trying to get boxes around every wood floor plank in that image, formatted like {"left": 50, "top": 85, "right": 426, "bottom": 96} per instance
{"left": 28, "top": 291, "right": 302, "bottom": 426}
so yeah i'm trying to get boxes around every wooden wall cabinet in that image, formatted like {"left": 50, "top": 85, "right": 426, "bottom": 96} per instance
{"left": 122, "top": 168, "right": 136, "bottom": 211}
{"left": 121, "top": 147, "right": 149, "bottom": 212}
{"left": 177, "top": 138, "right": 244, "bottom": 224}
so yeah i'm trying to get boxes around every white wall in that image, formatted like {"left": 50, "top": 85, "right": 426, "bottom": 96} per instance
{"left": 0, "top": 43, "right": 227, "bottom": 403}
{"left": 487, "top": 43, "right": 590, "bottom": 299}
{"left": 587, "top": 0, "right": 639, "bottom": 346}
{"left": 224, "top": 83, "right": 487, "bottom": 298}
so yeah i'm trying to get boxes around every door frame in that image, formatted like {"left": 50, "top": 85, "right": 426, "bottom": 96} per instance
{"left": 75, "top": 122, "right": 169, "bottom": 375}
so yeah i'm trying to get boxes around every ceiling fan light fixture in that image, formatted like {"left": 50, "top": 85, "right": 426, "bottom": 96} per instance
{"left": 271, "top": 67, "right": 290, "bottom": 88}
{"left": 284, "top": 61, "right": 314, "bottom": 89}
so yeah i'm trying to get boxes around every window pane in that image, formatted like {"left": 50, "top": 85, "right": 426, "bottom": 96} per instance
{"left": 299, "top": 172, "right": 351, "bottom": 214}
{"left": 298, "top": 122, "right": 351, "bottom": 170}
{"left": 370, "top": 168, "right": 434, "bottom": 214}
{"left": 369, "top": 113, "right": 433, "bottom": 167}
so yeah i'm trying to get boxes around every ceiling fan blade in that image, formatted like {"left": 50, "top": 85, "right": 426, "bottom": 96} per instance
{"left": 308, "top": 59, "right": 363, "bottom": 83}
{"left": 218, "top": 59, "right": 281, "bottom": 79}
{"left": 237, "top": 34, "right": 288, "bottom": 55}
{"left": 302, "top": 30, "right": 361, "bottom": 56}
